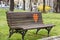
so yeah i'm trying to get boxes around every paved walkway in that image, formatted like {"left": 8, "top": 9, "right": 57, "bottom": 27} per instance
{"left": 38, "top": 36, "right": 60, "bottom": 40}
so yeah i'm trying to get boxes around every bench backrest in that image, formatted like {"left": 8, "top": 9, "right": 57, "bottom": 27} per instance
{"left": 6, "top": 11, "right": 43, "bottom": 27}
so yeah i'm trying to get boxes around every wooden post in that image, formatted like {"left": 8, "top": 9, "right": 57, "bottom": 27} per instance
{"left": 10, "top": 0, "right": 14, "bottom": 11}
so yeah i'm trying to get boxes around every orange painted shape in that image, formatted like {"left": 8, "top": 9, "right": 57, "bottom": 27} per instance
{"left": 33, "top": 14, "right": 39, "bottom": 23}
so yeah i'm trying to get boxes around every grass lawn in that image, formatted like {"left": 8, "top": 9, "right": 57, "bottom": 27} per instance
{"left": 0, "top": 8, "right": 60, "bottom": 40}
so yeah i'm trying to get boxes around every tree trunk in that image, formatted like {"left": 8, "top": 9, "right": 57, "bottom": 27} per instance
{"left": 54, "top": 0, "right": 60, "bottom": 13}
{"left": 10, "top": 0, "right": 14, "bottom": 11}
{"left": 56, "top": 0, "right": 58, "bottom": 12}
{"left": 58, "top": 0, "right": 60, "bottom": 12}
{"left": 23, "top": 0, "right": 25, "bottom": 10}
{"left": 43, "top": 0, "right": 45, "bottom": 12}
{"left": 30, "top": 0, "right": 32, "bottom": 11}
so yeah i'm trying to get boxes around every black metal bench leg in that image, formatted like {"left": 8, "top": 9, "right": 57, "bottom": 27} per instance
{"left": 9, "top": 29, "right": 14, "bottom": 38}
{"left": 22, "top": 33, "right": 24, "bottom": 40}
{"left": 45, "top": 27, "right": 52, "bottom": 37}
{"left": 36, "top": 29, "right": 40, "bottom": 34}
{"left": 21, "top": 30, "right": 28, "bottom": 40}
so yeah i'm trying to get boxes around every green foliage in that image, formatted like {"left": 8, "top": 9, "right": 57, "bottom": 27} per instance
{"left": 0, "top": 9, "right": 60, "bottom": 40}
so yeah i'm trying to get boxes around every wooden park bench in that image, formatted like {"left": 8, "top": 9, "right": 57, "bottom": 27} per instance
{"left": 6, "top": 11, "right": 55, "bottom": 40}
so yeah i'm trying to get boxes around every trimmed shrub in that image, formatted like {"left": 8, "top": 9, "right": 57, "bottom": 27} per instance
{"left": 37, "top": 5, "right": 51, "bottom": 12}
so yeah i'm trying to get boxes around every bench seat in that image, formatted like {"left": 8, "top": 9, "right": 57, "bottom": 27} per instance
{"left": 11, "top": 24, "right": 55, "bottom": 30}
